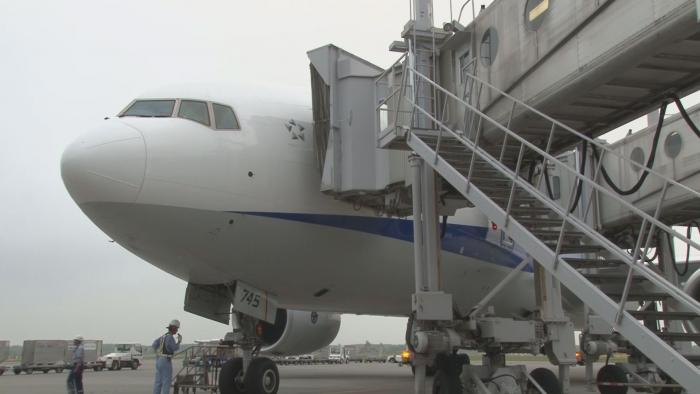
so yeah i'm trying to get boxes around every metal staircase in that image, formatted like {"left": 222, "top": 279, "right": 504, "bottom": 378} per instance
{"left": 377, "top": 60, "right": 700, "bottom": 388}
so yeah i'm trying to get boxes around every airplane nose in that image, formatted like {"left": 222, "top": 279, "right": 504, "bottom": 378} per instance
{"left": 61, "top": 120, "right": 146, "bottom": 205}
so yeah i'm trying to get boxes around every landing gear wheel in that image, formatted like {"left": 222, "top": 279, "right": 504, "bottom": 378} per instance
{"left": 131, "top": 360, "right": 139, "bottom": 370}
{"left": 13, "top": 369, "right": 21, "bottom": 375}
{"left": 244, "top": 357, "right": 280, "bottom": 394}
{"left": 219, "top": 358, "right": 245, "bottom": 394}
{"left": 596, "top": 364, "right": 628, "bottom": 394}
{"left": 527, "top": 368, "right": 561, "bottom": 394}
{"left": 110, "top": 360, "right": 119, "bottom": 371}
{"left": 116, "top": 360, "right": 122, "bottom": 370}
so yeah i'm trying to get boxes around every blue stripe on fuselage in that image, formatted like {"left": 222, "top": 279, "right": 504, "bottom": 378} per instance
{"left": 231, "top": 211, "right": 532, "bottom": 272}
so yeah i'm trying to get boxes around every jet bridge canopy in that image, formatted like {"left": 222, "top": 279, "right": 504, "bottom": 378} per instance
{"left": 308, "top": 44, "right": 409, "bottom": 212}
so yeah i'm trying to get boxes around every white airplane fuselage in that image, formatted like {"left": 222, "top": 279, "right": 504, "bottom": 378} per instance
{"left": 61, "top": 85, "right": 546, "bottom": 321}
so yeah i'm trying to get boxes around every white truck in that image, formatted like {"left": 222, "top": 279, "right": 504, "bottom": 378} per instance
{"left": 328, "top": 344, "right": 349, "bottom": 364}
{"left": 98, "top": 343, "right": 143, "bottom": 370}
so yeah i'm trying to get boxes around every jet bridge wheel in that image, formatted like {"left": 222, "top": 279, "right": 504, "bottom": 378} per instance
{"left": 596, "top": 364, "right": 628, "bottom": 394}
{"left": 527, "top": 368, "right": 561, "bottom": 394}
{"left": 431, "top": 353, "right": 469, "bottom": 394}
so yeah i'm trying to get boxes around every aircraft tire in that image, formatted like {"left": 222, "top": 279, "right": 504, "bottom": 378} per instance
{"left": 596, "top": 364, "right": 628, "bottom": 394}
{"left": 219, "top": 358, "right": 245, "bottom": 394}
{"left": 528, "top": 368, "right": 561, "bottom": 394}
{"left": 244, "top": 357, "right": 279, "bottom": 394}
{"left": 131, "top": 360, "right": 139, "bottom": 370}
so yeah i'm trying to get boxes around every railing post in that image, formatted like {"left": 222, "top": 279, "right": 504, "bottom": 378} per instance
{"left": 616, "top": 218, "right": 650, "bottom": 325}
{"left": 465, "top": 119, "right": 483, "bottom": 193}
{"left": 535, "top": 123, "right": 557, "bottom": 192}
{"left": 582, "top": 148, "right": 606, "bottom": 225}
{"left": 553, "top": 153, "right": 587, "bottom": 269}
{"left": 504, "top": 143, "right": 526, "bottom": 227}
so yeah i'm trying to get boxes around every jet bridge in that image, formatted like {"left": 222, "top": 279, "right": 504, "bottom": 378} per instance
{"left": 307, "top": 45, "right": 411, "bottom": 215}
{"left": 380, "top": 0, "right": 700, "bottom": 157}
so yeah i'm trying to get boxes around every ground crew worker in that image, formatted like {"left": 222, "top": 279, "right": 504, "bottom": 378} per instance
{"left": 67, "top": 335, "right": 85, "bottom": 394}
{"left": 152, "top": 319, "right": 182, "bottom": 394}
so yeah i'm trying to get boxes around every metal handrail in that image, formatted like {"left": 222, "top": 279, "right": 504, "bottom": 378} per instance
{"left": 403, "top": 66, "right": 700, "bottom": 316}
{"left": 461, "top": 71, "right": 700, "bottom": 200}
{"left": 410, "top": 66, "right": 700, "bottom": 253}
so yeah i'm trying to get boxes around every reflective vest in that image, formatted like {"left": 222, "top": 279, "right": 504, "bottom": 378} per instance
{"left": 158, "top": 334, "right": 173, "bottom": 357}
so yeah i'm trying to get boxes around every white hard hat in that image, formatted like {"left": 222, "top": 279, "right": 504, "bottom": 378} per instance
{"left": 74, "top": 335, "right": 84, "bottom": 342}
{"left": 169, "top": 319, "right": 181, "bottom": 328}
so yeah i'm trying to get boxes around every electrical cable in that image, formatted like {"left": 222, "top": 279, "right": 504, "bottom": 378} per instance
{"left": 679, "top": 221, "right": 700, "bottom": 277}
{"left": 569, "top": 141, "right": 588, "bottom": 213}
{"left": 669, "top": 93, "right": 700, "bottom": 138}
{"left": 543, "top": 163, "right": 555, "bottom": 200}
{"left": 441, "top": 215, "right": 448, "bottom": 239}
{"left": 592, "top": 100, "right": 668, "bottom": 196}
{"left": 591, "top": 94, "right": 700, "bottom": 197}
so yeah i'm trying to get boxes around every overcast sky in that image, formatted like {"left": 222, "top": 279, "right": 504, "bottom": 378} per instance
{"left": 0, "top": 0, "right": 502, "bottom": 346}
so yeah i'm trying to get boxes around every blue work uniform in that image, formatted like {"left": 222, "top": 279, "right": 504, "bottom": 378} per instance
{"left": 152, "top": 333, "right": 179, "bottom": 394}
{"left": 67, "top": 343, "right": 85, "bottom": 394}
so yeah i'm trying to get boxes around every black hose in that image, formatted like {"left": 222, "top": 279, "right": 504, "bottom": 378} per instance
{"left": 569, "top": 141, "right": 588, "bottom": 213}
{"left": 543, "top": 163, "right": 555, "bottom": 200}
{"left": 680, "top": 221, "right": 700, "bottom": 277}
{"left": 592, "top": 100, "right": 668, "bottom": 196}
{"left": 669, "top": 94, "right": 700, "bottom": 138}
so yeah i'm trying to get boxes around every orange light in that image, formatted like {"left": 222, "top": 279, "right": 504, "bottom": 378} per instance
{"left": 401, "top": 350, "right": 411, "bottom": 362}
{"left": 255, "top": 323, "right": 264, "bottom": 337}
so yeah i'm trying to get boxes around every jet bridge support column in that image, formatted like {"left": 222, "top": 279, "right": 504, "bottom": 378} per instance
{"left": 409, "top": 155, "right": 454, "bottom": 394}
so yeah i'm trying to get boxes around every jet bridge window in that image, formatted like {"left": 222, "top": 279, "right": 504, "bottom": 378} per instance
{"left": 178, "top": 100, "right": 210, "bottom": 126}
{"left": 121, "top": 100, "right": 175, "bottom": 117}
{"left": 213, "top": 103, "right": 240, "bottom": 130}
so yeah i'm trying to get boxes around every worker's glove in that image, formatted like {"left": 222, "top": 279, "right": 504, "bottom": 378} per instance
{"left": 177, "top": 334, "right": 182, "bottom": 344}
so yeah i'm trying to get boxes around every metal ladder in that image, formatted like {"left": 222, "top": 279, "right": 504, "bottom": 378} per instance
{"left": 379, "top": 64, "right": 700, "bottom": 389}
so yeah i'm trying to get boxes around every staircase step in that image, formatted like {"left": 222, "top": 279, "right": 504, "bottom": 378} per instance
{"left": 629, "top": 310, "right": 699, "bottom": 320}
{"left": 564, "top": 258, "right": 625, "bottom": 269}
{"left": 654, "top": 332, "right": 700, "bottom": 342}
{"left": 583, "top": 273, "right": 647, "bottom": 282}
{"left": 530, "top": 229, "right": 585, "bottom": 238}
{"left": 550, "top": 244, "right": 606, "bottom": 253}
{"left": 608, "top": 292, "right": 671, "bottom": 301}
{"left": 517, "top": 217, "right": 565, "bottom": 226}
{"left": 682, "top": 354, "right": 700, "bottom": 364}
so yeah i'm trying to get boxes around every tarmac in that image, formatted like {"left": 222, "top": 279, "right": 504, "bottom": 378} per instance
{"left": 0, "top": 361, "right": 639, "bottom": 393}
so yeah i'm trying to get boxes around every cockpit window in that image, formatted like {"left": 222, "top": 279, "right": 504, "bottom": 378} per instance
{"left": 213, "top": 103, "right": 240, "bottom": 130}
{"left": 178, "top": 100, "right": 210, "bottom": 126}
{"left": 121, "top": 100, "right": 175, "bottom": 117}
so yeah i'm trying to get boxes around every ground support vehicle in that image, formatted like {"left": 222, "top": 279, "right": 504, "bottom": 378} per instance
{"left": 13, "top": 340, "right": 67, "bottom": 374}
{"left": 98, "top": 343, "right": 144, "bottom": 370}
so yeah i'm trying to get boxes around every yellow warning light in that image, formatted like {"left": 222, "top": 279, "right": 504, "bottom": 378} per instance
{"left": 401, "top": 350, "right": 411, "bottom": 363}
